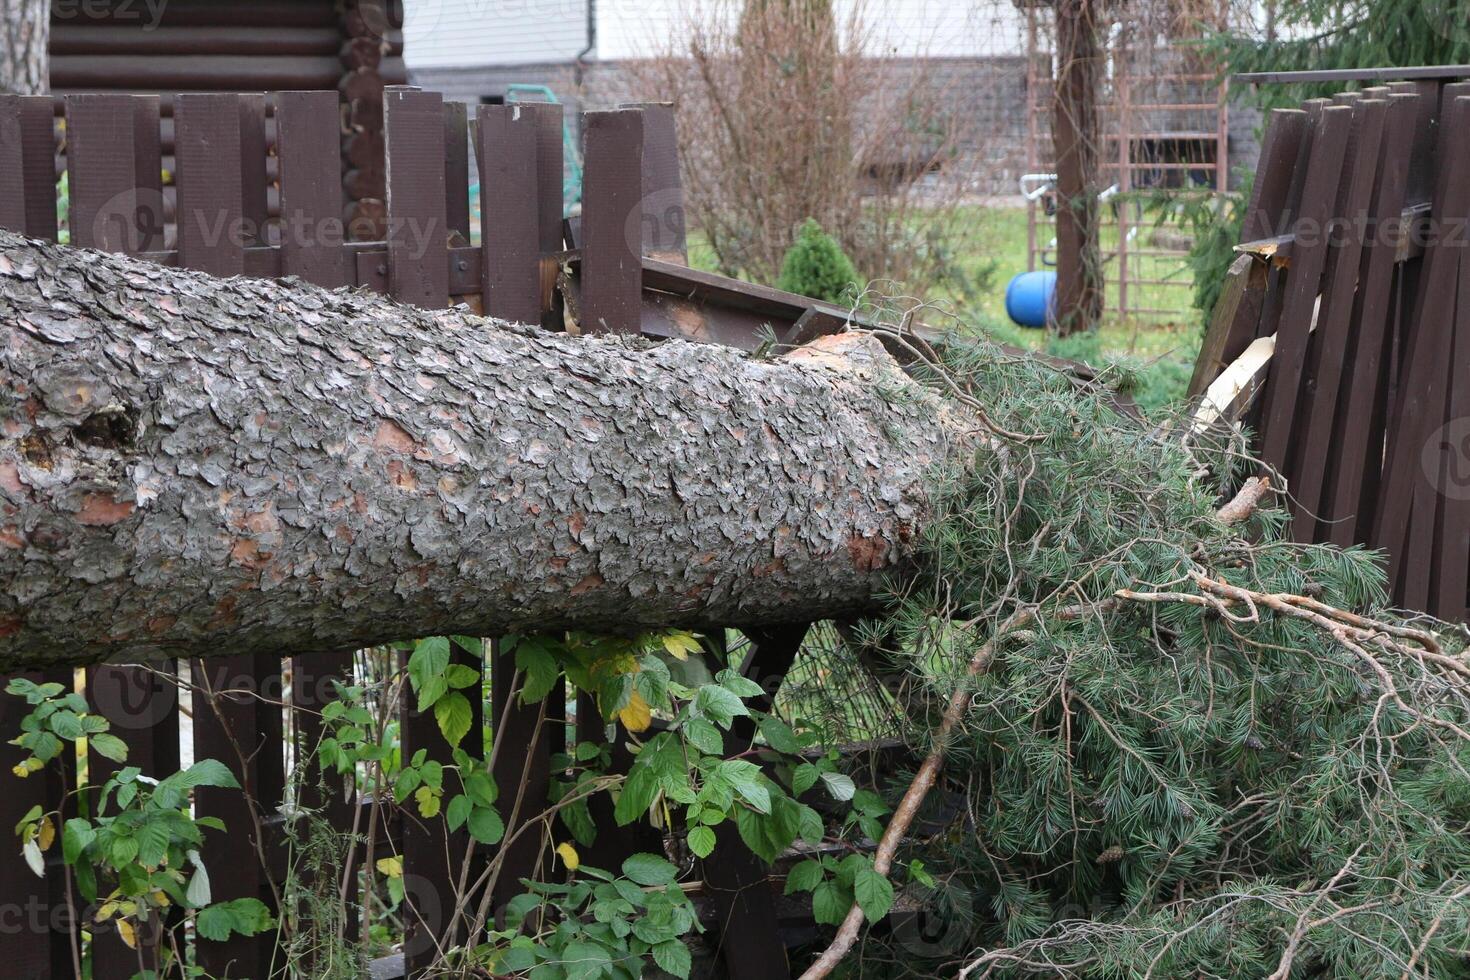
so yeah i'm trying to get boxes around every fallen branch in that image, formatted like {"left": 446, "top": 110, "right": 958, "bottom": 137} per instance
{"left": 797, "top": 479, "right": 1452, "bottom": 979}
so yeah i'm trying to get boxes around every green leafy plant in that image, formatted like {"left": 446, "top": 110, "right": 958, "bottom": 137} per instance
{"left": 6, "top": 677, "right": 274, "bottom": 973}
{"left": 487, "top": 855, "right": 701, "bottom": 979}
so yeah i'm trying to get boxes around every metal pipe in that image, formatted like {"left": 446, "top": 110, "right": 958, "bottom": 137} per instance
{"left": 574, "top": 0, "right": 597, "bottom": 88}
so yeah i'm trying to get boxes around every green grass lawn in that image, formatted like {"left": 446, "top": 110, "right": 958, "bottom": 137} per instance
{"left": 689, "top": 203, "right": 1207, "bottom": 415}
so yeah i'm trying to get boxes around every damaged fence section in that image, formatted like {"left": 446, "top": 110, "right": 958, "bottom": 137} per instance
{"left": 1192, "top": 68, "right": 1470, "bottom": 623}
{"left": 0, "top": 86, "right": 860, "bottom": 980}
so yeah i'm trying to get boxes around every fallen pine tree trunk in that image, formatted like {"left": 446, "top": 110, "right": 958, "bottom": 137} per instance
{"left": 0, "top": 230, "right": 966, "bottom": 667}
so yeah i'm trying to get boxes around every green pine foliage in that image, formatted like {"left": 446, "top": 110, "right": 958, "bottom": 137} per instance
{"left": 859, "top": 335, "right": 1470, "bottom": 977}
{"left": 778, "top": 218, "right": 860, "bottom": 304}
{"left": 1215, "top": 0, "right": 1470, "bottom": 110}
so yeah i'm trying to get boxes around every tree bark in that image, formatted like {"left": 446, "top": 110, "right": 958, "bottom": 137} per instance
{"left": 0, "top": 0, "right": 47, "bottom": 96}
{"left": 0, "top": 231, "right": 965, "bottom": 667}
{"left": 1052, "top": 0, "right": 1103, "bottom": 336}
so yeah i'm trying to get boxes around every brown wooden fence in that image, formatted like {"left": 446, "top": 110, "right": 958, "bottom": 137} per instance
{"left": 0, "top": 86, "right": 842, "bottom": 980}
{"left": 1191, "top": 69, "right": 1470, "bottom": 623}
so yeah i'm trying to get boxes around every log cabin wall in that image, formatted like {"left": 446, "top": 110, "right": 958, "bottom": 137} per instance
{"left": 47, "top": 0, "right": 406, "bottom": 239}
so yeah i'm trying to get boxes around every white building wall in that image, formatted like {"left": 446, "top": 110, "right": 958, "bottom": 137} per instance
{"left": 403, "top": 0, "right": 592, "bottom": 69}
{"left": 403, "top": 0, "right": 1029, "bottom": 70}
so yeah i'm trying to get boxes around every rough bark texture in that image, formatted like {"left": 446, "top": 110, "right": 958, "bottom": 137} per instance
{"left": 0, "top": 0, "right": 47, "bottom": 96}
{"left": 0, "top": 231, "right": 963, "bottom": 667}
{"left": 1052, "top": 0, "right": 1103, "bottom": 336}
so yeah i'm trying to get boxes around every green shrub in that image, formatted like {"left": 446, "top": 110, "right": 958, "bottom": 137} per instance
{"left": 777, "top": 218, "right": 859, "bottom": 304}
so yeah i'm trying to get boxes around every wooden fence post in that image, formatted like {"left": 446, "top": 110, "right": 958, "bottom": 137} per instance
{"left": 0, "top": 95, "right": 59, "bottom": 241}
{"left": 580, "top": 109, "right": 644, "bottom": 336}
{"left": 477, "top": 103, "right": 541, "bottom": 324}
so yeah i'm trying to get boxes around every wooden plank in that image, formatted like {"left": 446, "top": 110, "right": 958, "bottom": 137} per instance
{"left": 86, "top": 664, "right": 183, "bottom": 979}
{"left": 1288, "top": 98, "right": 1390, "bottom": 541}
{"left": 290, "top": 649, "right": 359, "bottom": 961}
{"left": 384, "top": 87, "right": 448, "bottom": 308}
{"left": 529, "top": 103, "right": 566, "bottom": 254}
{"left": 1323, "top": 94, "right": 1420, "bottom": 548}
{"left": 66, "top": 94, "right": 142, "bottom": 253}
{"left": 575, "top": 689, "right": 663, "bottom": 870}
{"left": 239, "top": 93, "right": 271, "bottom": 247}
{"left": 0, "top": 95, "right": 59, "bottom": 239}
{"left": 580, "top": 109, "right": 644, "bottom": 335}
{"left": 1237, "top": 66, "right": 1470, "bottom": 84}
{"left": 477, "top": 103, "right": 541, "bottom": 324}
{"left": 174, "top": 93, "right": 246, "bottom": 277}
{"left": 1240, "top": 108, "right": 1308, "bottom": 242}
{"left": 1256, "top": 105, "right": 1354, "bottom": 476}
{"left": 275, "top": 90, "right": 350, "bottom": 287}
{"left": 489, "top": 641, "right": 559, "bottom": 910}
{"left": 1375, "top": 95, "right": 1470, "bottom": 608}
{"left": 191, "top": 655, "right": 285, "bottom": 979}
{"left": 1416, "top": 89, "right": 1470, "bottom": 615}
{"left": 1187, "top": 253, "right": 1268, "bottom": 398}
{"left": 398, "top": 641, "right": 484, "bottom": 979}
{"left": 1374, "top": 83, "right": 1470, "bottom": 554}
{"left": 1388, "top": 80, "right": 1443, "bottom": 206}
{"left": 704, "top": 627, "right": 808, "bottom": 980}
{"left": 444, "top": 101, "right": 471, "bottom": 244}
{"left": 132, "top": 96, "right": 165, "bottom": 253}
{"left": 623, "top": 101, "right": 688, "bottom": 264}
{"left": 1434, "top": 235, "right": 1470, "bottom": 620}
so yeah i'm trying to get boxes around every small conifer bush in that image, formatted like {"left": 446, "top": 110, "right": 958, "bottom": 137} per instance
{"left": 777, "top": 218, "right": 859, "bottom": 304}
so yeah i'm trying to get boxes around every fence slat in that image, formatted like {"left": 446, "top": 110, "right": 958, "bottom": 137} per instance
{"left": 490, "top": 641, "right": 560, "bottom": 911}
{"left": 132, "top": 96, "right": 165, "bottom": 253}
{"left": 532, "top": 103, "right": 567, "bottom": 330}
{"left": 1421, "top": 92, "right": 1470, "bottom": 616}
{"left": 191, "top": 655, "right": 286, "bottom": 978}
{"left": 290, "top": 649, "right": 359, "bottom": 963}
{"left": 477, "top": 104, "right": 540, "bottom": 324}
{"left": 1288, "top": 98, "right": 1390, "bottom": 541}
{"left": 275, "top": 90, "right": 350, "bottom": 287}
{"left": 1240, "top": 108, "right": 1307, "bottom": 243}
{"left": 444, "top": 100, "right": 470, "bottom": 244}
{"left": 704, "top": 628, "right": 808, "bottom": 980}
{"left": 86, "top": 665, "right": 183, "bottom": 979}
{"left": 1377, "top": 94, "right": 1470, "bottom": 609}
{"left": 0, "top": 95, "right": 59, "bottom": 240}
{"left": 624, "top": 101, "right": 688, "bottom": 265}
{"left": 1187, "top": 254, "right": 1268, "bottom": 399}
{"left": 384, "top": 87, "right": 448, "bottom": 308}
{"left": 239, "top": 93, "right": 271, "bottom": 248}
{"left": 1324, "top": 94, "right": 1420, "bottom": 548}
{"left": 576, "top": 688, "right": 663, "bottom": 870}
{"left": 399, "top": 642, "right": 484, "bottom": 979}
{"left": 66, "top": 94, "right": 143, "bottom": 253}
{"left": 174, "top": 93, "right": 246, "bottom": 276}
{"left": 1436, "top": 222, "right": 1470, "bottom": 621}
{"left": 1256, "top": 105, "right": 1353, "bottom": 477}
{"left": 580, "top": 109, "right": 644, "bottom": 336}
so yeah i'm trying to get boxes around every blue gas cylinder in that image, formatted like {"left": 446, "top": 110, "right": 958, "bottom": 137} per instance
{"left": 1005, "top": 270, "right": 1056, "bottom": 329}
